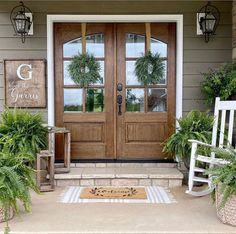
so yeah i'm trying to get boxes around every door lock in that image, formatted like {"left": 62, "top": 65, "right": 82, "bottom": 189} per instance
{"left": 117, "top": 95, "right": 123, "bottom": 115}
{"left": 117, "top": 83, "right": 123, "bottom": 92}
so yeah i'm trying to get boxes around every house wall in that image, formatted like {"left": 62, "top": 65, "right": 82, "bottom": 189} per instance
{"left": 0, "top": 1, "right": 232, "bottom": 121}
{"left": 233, "top": 0, "right": 236, "bottom": 59}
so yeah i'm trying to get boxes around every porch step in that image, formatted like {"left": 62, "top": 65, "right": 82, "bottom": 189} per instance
{"left": 54, "top": 166, "right": 183, "bottom": 188}
{"left": 56, "top": 162, "right": 177, "bottom": 168}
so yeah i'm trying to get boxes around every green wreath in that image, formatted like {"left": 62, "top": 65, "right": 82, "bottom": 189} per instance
{"left": 68, "top": 53, "right": 101, "bottom": 87}
{"left": 135, "top": 51, "right": 165, "bottom": 85}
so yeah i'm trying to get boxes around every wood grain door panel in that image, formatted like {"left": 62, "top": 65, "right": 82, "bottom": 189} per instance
{"left": 126, "top": 123, "right": 166, "bottom": 142}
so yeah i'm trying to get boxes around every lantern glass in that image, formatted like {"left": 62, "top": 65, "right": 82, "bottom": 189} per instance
{"left": 14, "top": 11, "right": 30, "bottom": 34}
{"left": 24, "top": 18, "right": 31, "bottom": 33}
{"left": 200, "top": 13, "right": 216, "bottom": 34}
{"left": 10, "top": 2, "right": 33, "bottom": 43}
{"left": 205, "top": 13, "right": 216, "bottom": 33}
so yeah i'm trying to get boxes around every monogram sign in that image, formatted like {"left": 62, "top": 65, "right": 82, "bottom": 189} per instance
{"left": 4, "top": 60, "right": 46, "bottom": 108}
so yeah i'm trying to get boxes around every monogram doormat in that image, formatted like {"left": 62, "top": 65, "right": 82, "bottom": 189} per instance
{"left": 60, "top": 186, "right": 177, "bottom": 203}
{"left": 80, "top": 187, "right": 147, "bottom": 199}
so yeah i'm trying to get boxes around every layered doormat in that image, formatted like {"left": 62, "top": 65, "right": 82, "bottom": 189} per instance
{"left": 59, "top": 186, "right": 177, "bottom": 204}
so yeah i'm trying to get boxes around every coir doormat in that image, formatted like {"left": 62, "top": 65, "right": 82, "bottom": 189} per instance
{"left": 60, "top": 186, "right": 177, "bottom": 203}
{"left": 80, "top": 187, "right": 147, "bottom": 199}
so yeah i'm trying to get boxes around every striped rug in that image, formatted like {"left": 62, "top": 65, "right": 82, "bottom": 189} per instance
{"left": 59, "top": 186, "right": 176, "bottom": 204}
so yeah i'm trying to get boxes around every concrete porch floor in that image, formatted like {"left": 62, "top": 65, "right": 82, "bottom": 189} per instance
{"left": 1, "top": 186, "right": 236, "bottom": 234}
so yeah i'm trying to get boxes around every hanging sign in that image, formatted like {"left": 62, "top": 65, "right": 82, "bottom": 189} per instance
{"left": 4, "top": 59, "right": 46, "bottom": 108}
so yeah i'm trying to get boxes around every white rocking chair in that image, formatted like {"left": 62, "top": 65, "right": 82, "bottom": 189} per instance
{"left": 186, "top": 97, "right": 236, "bottom": 196}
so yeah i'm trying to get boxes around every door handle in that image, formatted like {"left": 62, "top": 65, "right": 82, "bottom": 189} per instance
{"left": 117, "top": 95, "right": 122, "bottom": 115}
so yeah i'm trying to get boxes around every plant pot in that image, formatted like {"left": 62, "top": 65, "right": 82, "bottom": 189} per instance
{"left": 229, "top": 94, "right": 236, "bottom": 100}
{"left": 0, "top": 206, "right": 14, "bottom": 223}
{"left": 182, "top": 157, "right": 190, "bottom": 170}
{"left": 216, "top": 185, "right": 236, "bottom": 226}
{"left": 179, "top": 160, "right": 204, "bottom": 187}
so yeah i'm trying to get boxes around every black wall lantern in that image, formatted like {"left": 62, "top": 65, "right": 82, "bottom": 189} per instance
{"left": 198, "top": 1, "right": 220, "bottom": 42}
{"left": 10, "top": 1, "right": 33, "bottom": 43}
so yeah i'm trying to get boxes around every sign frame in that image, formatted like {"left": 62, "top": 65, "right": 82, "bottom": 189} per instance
{"left": 4, "top": 59, "right": 47, "bottom": 108}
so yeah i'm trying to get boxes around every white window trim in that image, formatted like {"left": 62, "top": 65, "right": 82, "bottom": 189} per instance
{"left": 47, "top": 15, "right": 183, "bottom": 126}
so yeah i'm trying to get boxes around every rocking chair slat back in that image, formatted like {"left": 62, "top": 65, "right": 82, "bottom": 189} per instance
{"left": 212, "top": 97, "right": 236, "bottom": 148}
{"left": 219, "top": 109, "right": 226, "bottom": 148}
{"left": 186, "top": 97, "right": 236, "bottom": 196}
{"left": 211, "top": 97, "right": 220, "bottom": 148}
{"left": 228, "top": 110, "right": 235, "bottom": 146}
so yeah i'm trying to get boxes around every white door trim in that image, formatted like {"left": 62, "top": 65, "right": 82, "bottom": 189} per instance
{"left": 47, "top": 14, "right": 183, "bottom": 126}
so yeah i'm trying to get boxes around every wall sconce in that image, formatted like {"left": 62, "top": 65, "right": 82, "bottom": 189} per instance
{"left": 10, "top": 1, "right": 33, "bottom": 43}
{"left": 197, "top": 1, "right": 220, "bottom": 43}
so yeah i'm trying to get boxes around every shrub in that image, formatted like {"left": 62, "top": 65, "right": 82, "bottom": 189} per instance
{"left": 201, "top": 62, "right": 236, "bottom": 105}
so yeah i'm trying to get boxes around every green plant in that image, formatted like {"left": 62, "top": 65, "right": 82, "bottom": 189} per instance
{"left": 0, "top": 108, "right": 48, "bottom": 158}
{"left": 68, "top": 53, "right": 101, "bottom": 87}
{"left": 206, "top": 147, "right": 236, "bottom": 208}
{"left": 0, "top": 141, "right": 39, "bottom": 233}
{"left": 201, "top": 62, "right": 236, "bottom": 105}
{"left": 163, "top": 110, "right": 214, "bottom": 168}
{"left": 135, "top": 51, "right": 165, "bottom": 85}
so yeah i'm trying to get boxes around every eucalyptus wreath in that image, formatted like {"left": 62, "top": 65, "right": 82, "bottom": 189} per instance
{"left": 135, "top": 51, "right": 165, "bottom": 85}
{"left": 68, "top": 53, "right": 101, "bottom": 87}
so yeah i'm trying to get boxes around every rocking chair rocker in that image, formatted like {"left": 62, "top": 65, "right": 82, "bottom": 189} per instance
{"left": 186, "top": 97, "right": 236, "bottom": 196}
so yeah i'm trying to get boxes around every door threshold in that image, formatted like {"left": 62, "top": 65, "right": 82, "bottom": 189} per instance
{"left": 56, "top": 159, "right": 176, "bottom": 163}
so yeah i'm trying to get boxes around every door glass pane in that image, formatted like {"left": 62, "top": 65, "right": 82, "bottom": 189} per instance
{"left": 86, "top": 88, "right": 105, "bottom": 112}
{"left": 160, "top": 60, "right": 167, "bottom": 85}
{"left": 64, "top": 61, "right": 75, "bottom": 85}
{"left": 94, "top": 61, "right": 105, "bottom": 85}
{"left": 149, "top": 60, "right": 167, "bottom": 85}
{"left": 126, "top": 89, "right": 145, "bottom": 112}
{"left": 126, "top": 33, "right": 145, "bottom": 58}
{"left": 148, "top": 88, "right": 167, "bottom": 112}
{"left": 63, "top": 38, "right": 82, "bottom": 58}
{"left": 64, "top": 89, "right": 83, "bottom": 112}
{"left": 126, "top": 61, "right": 141, "bottom": 85}
{"left": 86, "top": 34, "right": 104, "bottom": 58}
{"left": 151, "top": 38, "right": 167, "bottom": 58}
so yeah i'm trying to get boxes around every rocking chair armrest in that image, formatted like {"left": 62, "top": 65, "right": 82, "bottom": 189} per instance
{"left": 188, "top": 139, "right": 213, "bottom": 148}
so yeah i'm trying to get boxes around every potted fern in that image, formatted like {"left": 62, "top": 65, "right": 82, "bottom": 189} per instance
{"left": 206, "top": 147, "right": 236, "bottom": 226}
{"left": 0, "top": 109, "right": 47, "bottom": 233}
{"left": 0, "top": 141, "right": 39, "bottom": 233}
{"left": 0, "top": 108, "right": 48, "bottom": 157}
{"left": 163, "top": 110, "right": 214, "bottom": 169}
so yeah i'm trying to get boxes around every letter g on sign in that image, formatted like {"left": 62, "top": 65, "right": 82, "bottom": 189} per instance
{"left": 17, "top": 64, "right": 33, "bottom": 80}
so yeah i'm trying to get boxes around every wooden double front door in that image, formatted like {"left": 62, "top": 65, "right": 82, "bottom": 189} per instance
{"left": 54, "top": 23, "right": 176, "bottom": 160}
